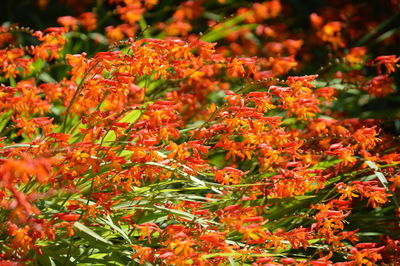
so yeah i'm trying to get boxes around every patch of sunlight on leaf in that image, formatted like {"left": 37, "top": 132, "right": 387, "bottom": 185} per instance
{"left": 74, "top": 222, "right": 112, "bottom": 245}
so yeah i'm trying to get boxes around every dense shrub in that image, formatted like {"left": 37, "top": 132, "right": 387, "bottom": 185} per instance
{"left": 0, "top": 0, "right": 400, "bottom": 265}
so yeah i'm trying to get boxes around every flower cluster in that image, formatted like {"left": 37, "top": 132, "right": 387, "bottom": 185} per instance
{"left": 0, "top": 0, "right": 399, "bottom": 264}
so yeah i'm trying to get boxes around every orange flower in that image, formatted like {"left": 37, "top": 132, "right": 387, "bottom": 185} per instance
{"left": 363, "top": 75, "right": 394, "bottom": 97}
{"left": 354, "top": 126, "right": 381, "bottom": 150}
{"left": 215, "top": 167, "right": 245, "bottom": 185}
{"left": 346, "top": 47, "right": 367, "bottom": 65}
{"left": 320, "top": 21, "right": 345, "bottom": 50}
{"left": 79, "top": 12, "right": 97, "bottom": 31}
{"left": 57, "top": 16, "right": 79, "bottom": 31}
{"left": 371, "top": 55, "right": 400, "bottom": 75}
{"left": 325, "top": 143, "right": 356, "bottom": 166}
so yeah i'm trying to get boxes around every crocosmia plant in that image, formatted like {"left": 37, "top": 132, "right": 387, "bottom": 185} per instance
{"left": 0, "top": 0, "right": 400, "bottom": 265}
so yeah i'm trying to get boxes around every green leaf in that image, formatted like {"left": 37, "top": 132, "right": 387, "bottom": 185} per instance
{"left": 102, "top": 110, "right": 141, "bottom": 146}
{"left": 228, "top": 256, "right": 237, "bottom": 266}
{"left": 0, "top": 110, "right": 12, "bottom": 134}
{"left": 200, "top": 12, "right": 255, "bottom": 42}
{"left": 365, "top": 160, "right": 400, "bottom": 208}
{"left": 9, "top": 76, "right": 16, "bottom": 87}
{"left": 74, "top": 222, "right": 112, "bottom": 245}
{"left": 153, "top": 205, "right": 195, "bottom": 220}
{"left": 98, "top": 216, "right": 132, "bottom": 245}
{"left": 39, "top": 72, "right": 56, "bottom": 83}
{"left": 201, "top": 24, "right": 257, "bottom": 43}
{"left": 201, "top": 252, "right": 241, "bottom": 259}
{"left": 102, "top": 130, "right": 116, "bottom": 145}
{"left": 120, "top": 110, "right": 141, "bottom": 123}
